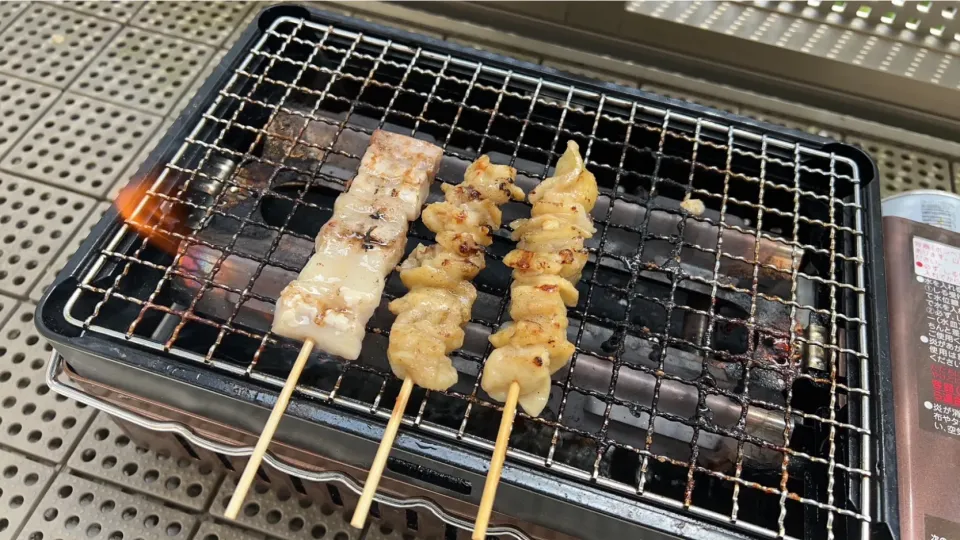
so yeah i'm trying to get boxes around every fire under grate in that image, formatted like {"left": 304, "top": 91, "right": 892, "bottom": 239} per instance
{"left": 57, "top": 12, "right": 878, "bottom": 540}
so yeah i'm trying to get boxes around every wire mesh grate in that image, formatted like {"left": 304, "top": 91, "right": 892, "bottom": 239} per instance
{"left": 62, "top": 15, "right": 874, "bottom": 540}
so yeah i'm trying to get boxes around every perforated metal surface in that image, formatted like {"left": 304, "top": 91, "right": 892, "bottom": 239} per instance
{"left": 0, "top": 3, "right": 28, "bottom": 34}
{"left": 955, "top": 162, "right": 960, "bottom": 195}
{"left": 446, "top": 37, "right": 541, "bottom": 64}
{"left": 0, "top": 449, "right": 55, "bottom": 540}
{"left": 169, "top": 49, "right": 226, "bottom": 120}
{"left": 0, "top": 3, "right": 119, "bottom": 88}
{"left": 52, "top": 0, "right": 144, "bottom": 24}
{"left": 30, "top": 201, "right": 111, "bottom": 303}
{"left": 796, "top": 1, "right": 960, "bottom": 49}
{"left": 74, "top": 27, "right": 216, "bottom": 115}
{"left": 21, "top": 473, "right": 197, "bottom": 540}
{"left": 738, "top": 107, "right": 843, "bottom": 140}
{"left": 0, "top": 303, "right": 94, "bottom": 462}
{"left": 848, "top": 135, "right": 954, "bottom": 197}
{"left": 132, "top": 1, "right": 255, "bottom": 47}
{"left": 640, "top": 83, "right": 742, "bottom": 114}
{"left": 194, "top": 520, "right": 267, "bottom": 540}
{"left": 223, "top": 5, "right": 262, "bottom": 52}
{"left": 0, "top": 295, "right": 14, "bottom": 329}
{"left": 1, "top": 93, "right": 162, "bottom": 197}
{"left": 625, "top": 1, "right": 960, "bottom": 89}
{"left": 215, "top": 478, "right": 396, "bottom": 540}
{"left": 110, "top": 118, "right": 173, "bottom": 202}
{"left": 69, "top": 415, "right": 223, "bottom": 511}
{"left": 0, "top": 75, "right": 59, "bottom": 161}
{"left": 0, "top": 174, "right": 96, "bottom": 297}
{"left": 542, "top": 59, "right": 639, "bottom": 88}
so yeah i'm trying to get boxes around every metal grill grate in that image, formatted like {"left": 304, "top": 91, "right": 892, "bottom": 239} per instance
{"left": 62, "top": 15, "right": 875, "bottom": 540}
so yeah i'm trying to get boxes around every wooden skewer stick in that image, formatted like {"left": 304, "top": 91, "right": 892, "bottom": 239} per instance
{"left": 350, "top": 376, "right": 415, "bottom": 529}
{"left": 472, "top": 381, "right": 521, "bottom": 540}
{"left": 225, "top": 339, "right": 315, "bottom": 519}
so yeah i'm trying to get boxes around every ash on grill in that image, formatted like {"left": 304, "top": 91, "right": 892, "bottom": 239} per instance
{"left": 71, "top": 18, "right": 872, "bottom": 540}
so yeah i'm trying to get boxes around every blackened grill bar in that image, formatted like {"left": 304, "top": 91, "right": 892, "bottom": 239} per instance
{"left": 39, "top": 7, "right": 888, "bottom": 540}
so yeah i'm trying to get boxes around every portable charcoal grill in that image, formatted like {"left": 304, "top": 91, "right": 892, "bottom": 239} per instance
{"left": 36, "top": 5, "right": 898, "bottom": 540}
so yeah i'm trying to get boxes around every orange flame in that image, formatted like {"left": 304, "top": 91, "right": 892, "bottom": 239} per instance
{"left": 113, "top": 176, "right": 187, "bottom": 256}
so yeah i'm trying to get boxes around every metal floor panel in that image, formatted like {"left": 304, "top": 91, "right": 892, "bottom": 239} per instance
{"left": 131, "top": 1, "right": 255, "bottom": 47}
{"left": 0, "top": 3, "right": 28, "bottom": 34}
{"left": 169, "top": 49, "right": 226, "bottom": 120}
{"left": 29, "top": 201, "right": 111, "bottom": 303}
{"left": 109, "top": 118, "right": 174, "bottom": 201}
{"left": 445, "top": 37, "right": 542, "bottom": 64}
{"left": 0, "top": 448, "right": 55, "bottom": 540}
{"left": 20, "top": 472, "right": 198, "bottom": 540}
{"left": 194, "top": 519, "right": 269, "bottom": 540}
{"left": 0, "top": 303, "right": 95, "bottom": 463}
{"left": 0, "top": 92, "right": 162, "bottom": 198}
{"left": 639, "top": 83, "right": 742, "bottom": 115}
{"left": 542, "top": 59, "right": 640, "bottom": 88}
{"left": 738, "top": 107, "right": 843, "bottom": 141}
{"left": 0, "top": 294, "right": 15, "bottom": 330}
{"left": 847, "top": 135, "right": 955, "bottom": 197}
{"left": 213, "top": 477, "right": 398, "bottom": 540}
{"left": 51, "top": 0, "right": 145, "bottom": 24}
{"left": 73, "top": 27, "right": 216, "bottom": 115}
{"left": 0, "top": 75, "right": 59, "bottom": 162}
{"left": 0, "top": 173, "right": 97, "bottom": 297}
{"left": 0, "top": 3, "right": 119, "bottom": 89}
{"left": 69, "top": 415, "right": 225, "bottom": 512}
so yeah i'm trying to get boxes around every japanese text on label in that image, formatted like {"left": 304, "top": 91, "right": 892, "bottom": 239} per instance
{"left": 915, "top": 237, "right": 960, "bottom": 286}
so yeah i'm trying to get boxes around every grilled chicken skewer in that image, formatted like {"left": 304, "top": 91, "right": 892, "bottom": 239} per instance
{"left": 351, "top": 155, "right": 524, "bottom": 529}
{"left": 473, "top": 141, "right": 598, "bottom": 540}
{"left": 225, "top": 130, "right": 442, "bottom": 520}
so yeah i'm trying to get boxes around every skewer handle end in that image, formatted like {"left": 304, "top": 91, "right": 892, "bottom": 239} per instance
{"left": 224, "top": 339, "right": 315, "bottom": 519}
{"left": 472, "top": 380, "right": 520, "bottom": 540}
{"left": 350, "top": 377, "right": 415, "bottom": 529}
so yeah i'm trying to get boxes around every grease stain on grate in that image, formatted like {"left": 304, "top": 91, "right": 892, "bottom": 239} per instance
{"left": 0, "top": 303, "right": 95, "bottom": 462}
{"left": 74, "top": 27, "right": 215, "bottom": 115}
{"left": 1, "top": 93, "right": 161, "bottom": 197}
{"left": 0, "top": 3, "right": 119, "bottom": 88}
{"left": 20, "top": 472, "right": 196, "bottom": 540}
{"left": 131, "top": 1, "right": 254, "bottom": 47}
{"left": 194, "top": 520, "right": 267, "bottom": 540}
{"left": 0, "top": 75, "right": 59, "bottom": 161}
{"left": 0, "top": 174, "right": 96, "bottom": 297}
{"left": 50, "top": 0, "right": 144, "bottom": 24}
{"left": 29, "top": 201, "right": 111, "bottom": 303}
{"left": 848, "top": 136, "right": 953, "bottom": 197}
{"left": 215, "top": 478, "right": 397, "bottom": 540}
{"left": 69, "top": 415, "right": 223, "bottom": 511}
{"left": 0, "top": 449, "right": 55, "bottom": 540}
